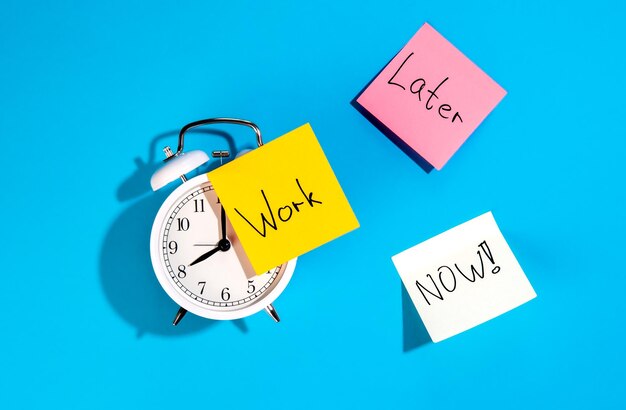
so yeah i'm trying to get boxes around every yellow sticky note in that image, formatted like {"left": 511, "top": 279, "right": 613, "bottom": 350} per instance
{"left": 208, "top": 123, "right": 359, "bottom": 274}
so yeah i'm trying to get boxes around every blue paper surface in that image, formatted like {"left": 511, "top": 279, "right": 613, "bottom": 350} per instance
{"left": 1, "top": 1, "right": 625, "bottom": 408}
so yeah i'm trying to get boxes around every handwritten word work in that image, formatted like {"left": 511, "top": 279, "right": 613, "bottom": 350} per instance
{"left": 234, "top": 179, "right": 323, "bottom": 238}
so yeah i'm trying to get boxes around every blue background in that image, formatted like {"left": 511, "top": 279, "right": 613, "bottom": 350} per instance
{"left": 1, "top": 0, "right": 624, "bottom": 408}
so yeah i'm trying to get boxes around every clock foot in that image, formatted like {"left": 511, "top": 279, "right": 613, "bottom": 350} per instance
{"left": 264, "top": 304, "right": 280, "bottom": 323}
{"left": 173, "top": 307, "right": 187, "bottom": 326}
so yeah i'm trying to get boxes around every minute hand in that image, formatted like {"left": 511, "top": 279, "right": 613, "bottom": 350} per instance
{"left": 220, "top": 205, "right": 227, "bottom": 240}
{"left": 188, "top": 246, "right": 220, "bottom": 267}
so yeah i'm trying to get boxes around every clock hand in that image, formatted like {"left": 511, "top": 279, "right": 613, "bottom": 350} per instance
{"left": 220, "top": 204, "right": 227, "bottom": 240}
{"left": 188, "top": 246, "right": 220, "bottom": 267}
{"left": 189, "top": 202, "right": 230, "bottom": 267}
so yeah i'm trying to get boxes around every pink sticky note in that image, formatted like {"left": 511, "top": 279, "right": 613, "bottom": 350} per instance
{"left": 356, "top": 23, "right": 506, "bottom": 170}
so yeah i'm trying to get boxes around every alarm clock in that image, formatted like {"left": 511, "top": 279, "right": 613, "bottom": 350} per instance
{"left": 149, "top": 118, "right": 296, "bottom": 325}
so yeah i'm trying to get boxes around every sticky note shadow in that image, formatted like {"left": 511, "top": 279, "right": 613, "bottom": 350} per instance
{"left": 401, "top": 284, "right": 431, "bottom": 352}
{"left": 351, "top": 64, "right": 434, "bottom": 174}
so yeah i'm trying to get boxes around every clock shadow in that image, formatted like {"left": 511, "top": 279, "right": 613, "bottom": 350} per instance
{"left": 100, "top": 128, "right": 250, "bottom": 338}
{"left": 401, "top": 284, "right": 432, "bottom": 352}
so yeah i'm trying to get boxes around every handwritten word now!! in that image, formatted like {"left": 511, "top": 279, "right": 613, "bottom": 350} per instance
{"left": 415, "top": 241, "right": 501, "bottom": 305}
{"left": 234, "top": 178, "right": 322, "bottom": 238}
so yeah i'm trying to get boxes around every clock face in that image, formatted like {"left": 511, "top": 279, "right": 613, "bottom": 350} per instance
{"left": 150, "top": 174, "right": 295, "bottom": 320}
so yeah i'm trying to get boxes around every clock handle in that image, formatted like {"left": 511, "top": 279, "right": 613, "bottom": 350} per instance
{"left": 265, "top": 304, "right": 280, "bottom": 323}
{"left": 169, "top": 118, "right": 264, "bottom": 160}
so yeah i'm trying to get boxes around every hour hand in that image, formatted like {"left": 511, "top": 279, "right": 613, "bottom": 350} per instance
{"left": 189, "top": 246, "right": 220, "bottom": 267}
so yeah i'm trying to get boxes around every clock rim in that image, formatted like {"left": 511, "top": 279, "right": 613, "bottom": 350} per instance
{"left": 150, "top": 173, "right": 297, "bottom": 321}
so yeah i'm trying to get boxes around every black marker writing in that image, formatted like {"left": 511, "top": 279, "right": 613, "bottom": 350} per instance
{"left": 234, "top": 190, "right": 277, "bottom": 238}
{"left": 438, "top": 265, "right": 457, "bottom": 292}
{"left": 387, "top": 52, "right": 413, "bottom": 90}
{"left": 414, "top": 240, "right": 501, "bottom": 305}
{"left": 455, "top": 251, "right": 486, "bottom": 283}
{"left": 478, "top": 240, "right": 500, "bottom": 273}
{"left": 387, "top": 52, "right": 463, "bottom": 124}
{"left": 234, "top": 178, "right": 322, "bottom": 238}
{"left": 415, "top": 274, "right": 444, "bottom": 305}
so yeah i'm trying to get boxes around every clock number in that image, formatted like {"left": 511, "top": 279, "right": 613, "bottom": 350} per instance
{"left": 177, "top": 217, "right": 190, "bottom": 231}
{"left": 194, "top": 199, "right": 205, "bottom": 213}
{"left": 216, "top": 196, "right": 221, "bottom": 204}
{"left": 198, "top": 281, "right": 206, "bottom": 295}
{"left": 168, "top": 241, "right": 178, "bottom": 254}
{"left": 177, "top": 265, "right": 186, "bottom": 278}
{"left": 221, "top": 287, "right": 231, "bottom": 301}
{"left": 247, "top": 280, "right": 256, "bottom": 294}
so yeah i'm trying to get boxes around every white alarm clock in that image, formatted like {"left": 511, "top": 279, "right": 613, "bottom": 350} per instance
{"left": 149, "top": 118, "right": 296, "bottom": 325}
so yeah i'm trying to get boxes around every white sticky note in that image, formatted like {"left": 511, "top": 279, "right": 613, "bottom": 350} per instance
{"left": 392, "top": 212, "right": 536, "bottom": 343}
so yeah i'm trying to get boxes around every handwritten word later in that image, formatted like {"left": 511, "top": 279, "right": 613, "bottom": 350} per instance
{"left": 388, "top": 52, "right": 463, "bottom": 124}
